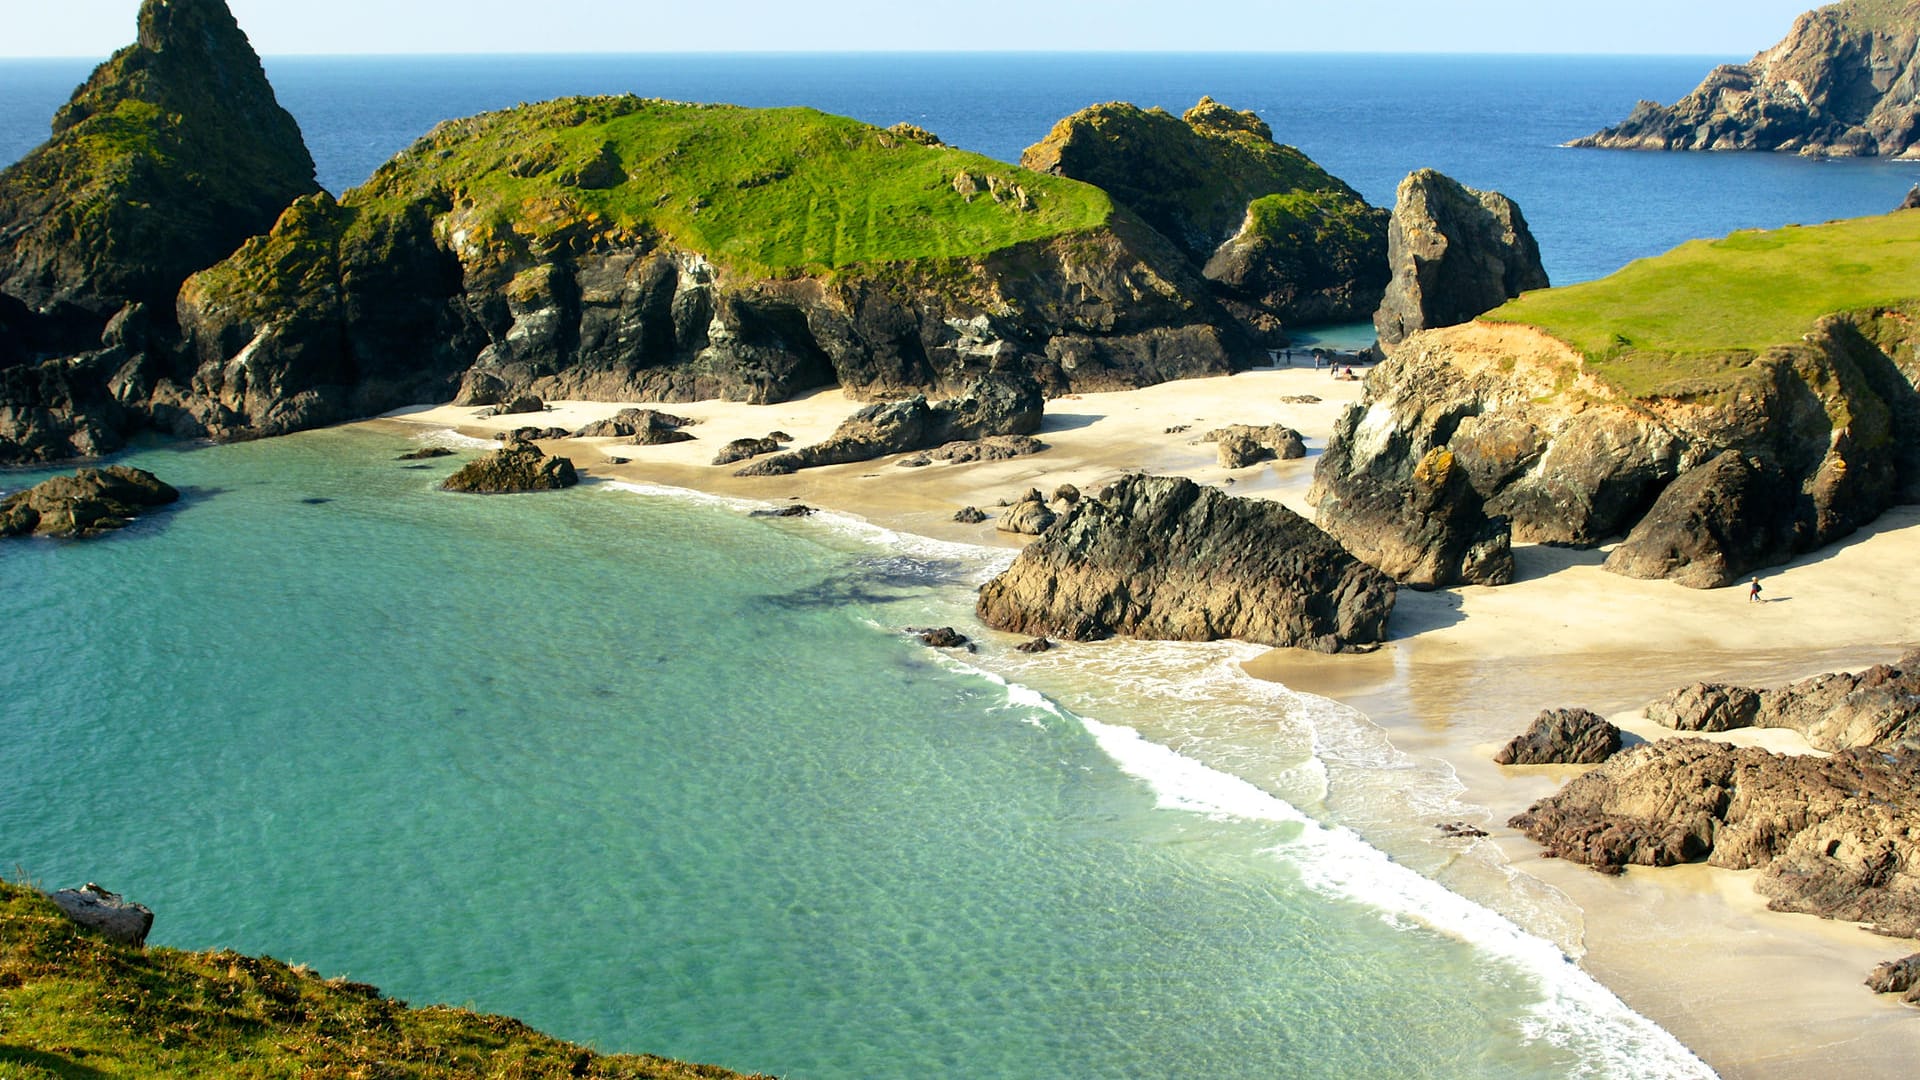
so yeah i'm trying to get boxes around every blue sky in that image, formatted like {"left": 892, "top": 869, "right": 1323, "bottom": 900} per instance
{"left": 5, "top": 0, "right": 1827, "bottom": 57}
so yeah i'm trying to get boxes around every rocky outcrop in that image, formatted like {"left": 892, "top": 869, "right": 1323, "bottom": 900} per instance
{"left": 1373, "top": 169, "right": 1548, "bottom": 348}
{"left": 736, "top": 376, "right": 1042, "bottom": 476}
{"left": 0, "top": 464, "right": 179, "bottom": 538}
{"left": 996, "top": 489, "right": 1059, "bottom": 536}
{"left": 572, "top": 408, "right": 692, "bottom": 439}
{"left": 47, "top": 883, "right": 153, "bottom": 947}
{"left": 1310, "top": 443, "right": 1513, "bottom": 589}
{"left": 1644, "top": 649, "right": 1920, "bottom": 752}
{"left": 976, "top": 474, "right": 1396, "bottom": 652}
{"left": 1207, "top": 423, "right": 1306, "bottom": 468}
{"left": 1493, "top": 708, "right": 1622, "bottom": 765}
{"left": 1510, "top": 739, "right": 1920, "bottom": 935}
{"left": 0, "top": 0, "right": 320, "bottom": 463}
{"left": 1867, "top": 954, "right": 1920, "bottom": 1003}
{"left": 1310, "top": 305, "right": 1920, "bottom": 586}
{"left": 442, "top": 441, "right": 579, "bottom": 493}
{"left": 713, "top": 436, "right": 785, "bottom": 466}
{"left": 1022, "top": 97, "right": 1389, "bottom": 336}
{"left": 1571, "top": 2, "right": 1920, "bottom": 158}
{"left": 1901, "top": 184, "right": 1920, "bottom": 210}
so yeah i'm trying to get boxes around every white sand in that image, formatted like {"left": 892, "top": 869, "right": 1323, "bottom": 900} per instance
{"left": 375, "top": 365, "right": 1920, "bottom": 1077}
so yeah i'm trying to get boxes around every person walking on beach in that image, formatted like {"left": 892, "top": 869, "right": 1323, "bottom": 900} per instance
{"left": 1749, "top": 576, "right": 1763, "bottom": 603}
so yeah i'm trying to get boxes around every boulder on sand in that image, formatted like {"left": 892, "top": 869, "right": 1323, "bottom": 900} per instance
{"left": 1493, "top": 707, "right": 1622, "bottom": 765}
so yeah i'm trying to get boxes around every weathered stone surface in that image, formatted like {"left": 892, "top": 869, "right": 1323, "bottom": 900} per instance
{"left": 926, "top": 434, "right": 1045, "bottom": 464}
{"left": 0, "top": 464, "right": 178, "bottom": 538}
{"left": 911, "top": 626, "right": 970, "bottom": 649}
{"left": 47, "top": 883, "right": 153, "bottom": 947}
{"left": 1571, "top": 3, "right": 1920, "bottom": 159}
{"left": 1373, "top": 169, "right": 1548, "bottom": 348}
{"left": 1603, "top": 450, "right": 1803, "bottom": 588}
{"left": 1493, "top": 707, "right": 1622, "bottom": 765}
{"left": 976, "top": 473, "right": 1396, "bottom": 652}
{"left": 1016, "top": 636, "right": 1055, "bottom": 653}
{"left": 442, "top": 441, "right": 578, "bottom": 493}
{"left": 737, "top": 376, "right": 1043, "bottom": 476}
{"left": 1313, "top": 443, "right": 1514, "bottom": 589}
{"left": 489, "top": 394, "right": 546, "bottom": 417}
{"left": 996, "top": 490, "right": 1059, "bottom": 536}
{"left": 712, "top": 435, "right": 785, "bottom": 466}
{"left": 1053, "top": 484, "right": 1081, "bottom": 505}
{"left": 1641, "top": 650, "right": 1920, "bottom": 751}
{"left": 572, "top": 408, "right": 692, "bottom": 439}
{"left": 1022, "top": 97, "right": 1389, "bottom": 335}
{"left": 1866, "top": 954, "right": 1920, "bottom": 1000}
{"left": 953, "top": 505, "right": 989, "bottom": 524}
{"left": 1310, "top": 309, "right": 1920, "bottom": 586}
{"left": 1900, "top": 185, "right": 1920, "bottom": 211}
{"left": 1208, "top": 423, "right": 1306, "bottom": 468}
{"left": 397, "top": 446, "right": 454, "bottom": 461}
{"left": 1510, "top": 738, "right": 1920, "bottom": 935}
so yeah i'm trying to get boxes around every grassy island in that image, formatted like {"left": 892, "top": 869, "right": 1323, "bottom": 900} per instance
{"left": 352, "top": 96, "right": 1115, "bottom": 275}
{"left": 0, "top": 882, "right": 761, "bottom": 1079}
{"left": 1486, "top": 209, "right": 1920, "bottom": 397}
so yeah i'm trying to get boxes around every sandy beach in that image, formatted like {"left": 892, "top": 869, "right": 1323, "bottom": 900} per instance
{"left": 377, "top": 364, "right": 1920, "bottom": 1078}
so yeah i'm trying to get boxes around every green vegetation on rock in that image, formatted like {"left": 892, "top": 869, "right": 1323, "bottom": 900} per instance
{"left": 1486, "top": 210, "right": 1920, "bottom": 397}
{"left": 0, "top": 881, "right": 762, "bottom": 1079}
{"left": 1827, "top": 0, "right": 1920, "bottom": 34}
{"left": 352, "top": 96, "right": 1114, "bottom": 276}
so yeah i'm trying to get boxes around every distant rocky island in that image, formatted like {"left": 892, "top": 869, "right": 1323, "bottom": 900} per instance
{"left": 1572, "top": 0, "right": 1920, "bottom": 157}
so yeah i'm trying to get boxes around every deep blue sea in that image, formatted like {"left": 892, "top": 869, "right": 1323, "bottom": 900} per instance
{"left": 5, "top": 51, "right": 1906, "bottom": 1079}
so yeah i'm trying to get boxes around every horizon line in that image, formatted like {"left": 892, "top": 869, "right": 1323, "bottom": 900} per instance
{"left": 0, "top": 47, "right": 1741, "bottom": 62}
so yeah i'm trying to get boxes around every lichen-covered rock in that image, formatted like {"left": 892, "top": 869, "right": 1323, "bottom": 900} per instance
{"left": 1022, "top": 97, "right": 1388, "bottom": 334}
{"left": 736, "top": 376, "right": 1043, "bottom": 476}
{"left": 1493, "top": 708, "right": 1622, "bottom": 765}
{"left": 1373, "top": 169, "right": 1548, "bottom": 348}
{"left": 442, "top": 441, "right": 579, "bottom": 493}
{"left": 976, "top": 474, "right": 1396, "bottom": 652}
{"left": 47, "top": 883, "right": 154, "bottom": 947}
{"left": 1571, "top": 2, "right": 1920, "bottom": 158}
{"left": 1511, "top": 739, "right": 1920, "bottom": 937}
{"left": 1603, "top": 450, "right": 1801, "bottom": 588}
{"left": 0, "top": 464, "right": 179, "bottom": 538}
{"left": 996, "top": 490, "right": 1059, "bottom": 536}
{"left": 1312, "top": 443, "right": 1514, "bottom": 589}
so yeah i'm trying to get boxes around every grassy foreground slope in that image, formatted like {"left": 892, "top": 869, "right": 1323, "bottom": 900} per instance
{"left": 353, "top": 96, "right": 1114, "bottom": 275}
{"left": 0, "top": 883, "right": 763, "bottom": 1079}
{"left": 1485, "top": 210, "right": 1920, "bottom": 397}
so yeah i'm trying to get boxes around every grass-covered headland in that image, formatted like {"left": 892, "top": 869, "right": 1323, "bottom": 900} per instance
{"left": 0, "top": 882, "right": 764, "bottom": 1079}
{"left": 1486, "top": 209, "right": 1920, "bottom": 397}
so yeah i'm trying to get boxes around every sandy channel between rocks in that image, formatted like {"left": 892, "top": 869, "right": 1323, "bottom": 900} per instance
{"left": 373, "top": 363, "right": 1920, "bottom": 1079}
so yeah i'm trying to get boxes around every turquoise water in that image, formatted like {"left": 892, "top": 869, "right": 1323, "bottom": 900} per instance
{"left": 0, "top": 429, "right": 1708, "bottom": 1078}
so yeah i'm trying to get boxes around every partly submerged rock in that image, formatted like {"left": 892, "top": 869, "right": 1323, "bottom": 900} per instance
{"left": 1866, "top": 954, "right": 1920, "bottom": 1004}
{"left": 47, "top": 883, "right": 154, "bottom": 947}
{"left": 976, "top": 473, "right": 1395, "bottom": 652}
{"left": 442, "top": 441, "right": 579, "bottom": 493}
{"left": 0, "top": 464, "right": 179, "bottom": 538}
{"left": 1493, "top": 708, "right": 1622, "bottom": 765}
{"left": 1373, "top": 169, "right": 1548, "bottom": 349}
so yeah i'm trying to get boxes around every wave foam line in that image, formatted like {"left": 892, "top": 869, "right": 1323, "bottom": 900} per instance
{"left": 958, "top": 659, "right": 1715, "bottom": 1080}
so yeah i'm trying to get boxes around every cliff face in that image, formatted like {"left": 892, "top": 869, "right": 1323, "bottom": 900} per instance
{"left": 1309, "top": 309, "right": 1920, "bottom": 588}
{"left": 1022, "top": 98, "right": 1390, "bottom": 335}
{"left": 1571, "top": 1, "right": 1920, "bottom": 158}
{"left": 0, "top": 0, "right": 318, "bottom": 461}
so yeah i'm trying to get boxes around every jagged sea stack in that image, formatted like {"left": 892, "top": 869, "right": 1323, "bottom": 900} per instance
{"left": 0, "top": 0, "right": 319, "bottom": 461}
{"left": 1022, "top": 97, "right": 1389, "bottom": 337}
{"left": 1372, "top": 169, "right": 1548, "bottom": 349}
{"left": 1571, "top": 0, "right": 1920, "bottom": 158}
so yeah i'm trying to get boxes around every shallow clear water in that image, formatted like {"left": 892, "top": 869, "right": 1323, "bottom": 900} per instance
{"left": 0, "top": 430, "right": 1708, "bottom": 1077}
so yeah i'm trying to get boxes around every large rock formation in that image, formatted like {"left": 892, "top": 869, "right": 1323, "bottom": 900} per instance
{"left": 0, "top": 464, "right": 179, "bottom": 538}
{"left": 975, "top": 474, "right": 1396, "bottom": 653}
{"left": 1310, "top": 295, "right": 1920, "bottom": 588}
{"left": 0, "top": 0, "right": 320, "bottom": 461}
{"left": 1022, "top": 98, "right": 1389, "bottom": 336}
{"left": 1310, "top": 443, "right": 1514, "bottom": 589}
{"left": 1571, "top": 1, "right": 1920, "bottom": 158}
{"left": 1372, "top": 169, "right": 1548, "bottom": 348}
{"left": 1510, "top": 739, "right": 1920, "bottom": 935}
{"left": 1645, "top": 649, "right": 1920, "bottom": 752}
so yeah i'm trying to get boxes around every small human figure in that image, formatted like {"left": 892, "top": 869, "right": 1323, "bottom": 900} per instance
{"left": 1748, "top": 576, "right": 1763, "bottom": 603}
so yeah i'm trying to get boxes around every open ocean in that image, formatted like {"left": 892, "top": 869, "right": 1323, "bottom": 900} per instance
{"left": 4, "top": 52, "right": 1916, "bottom": 1078}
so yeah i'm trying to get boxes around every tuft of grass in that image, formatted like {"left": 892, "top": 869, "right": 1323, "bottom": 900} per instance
{"left": 351, "top": 96, "right": 1114, "bottom": 277}
{"left": 0, "top": 881, "right": 767, "bottom": 1079}
{"left": 1484, "top": 210, "right": 1920, "bottom": 398}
